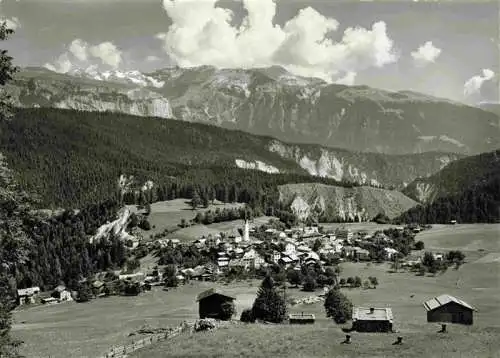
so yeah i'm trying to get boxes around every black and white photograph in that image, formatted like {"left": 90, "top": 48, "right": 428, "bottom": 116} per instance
{"left": 0, "top": 0, "right": 498, "bottom": 357}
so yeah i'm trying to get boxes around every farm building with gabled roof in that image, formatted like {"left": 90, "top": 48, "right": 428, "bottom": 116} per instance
{"left": 352, "top": 307, "right": 394, "bottom": 332}
{"left": 423, "top": 294, "right": 476, "bottom": 325}
{"left": 196, "top": 288, "right": 236, "bottom": 320}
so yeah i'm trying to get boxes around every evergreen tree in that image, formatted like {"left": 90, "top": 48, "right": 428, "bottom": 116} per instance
{"left": 190, "top": 191, "right": 202, "bottom": 210}
{"left": 0, "top": 22, "right": 23, "bottom": 358}
{"left": 251, "top": 276, "right": 287, "bottom": 323}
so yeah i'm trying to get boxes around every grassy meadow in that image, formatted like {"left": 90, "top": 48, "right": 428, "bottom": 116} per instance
{"left": 12, "top": 224, "right": 500, "bottom": 358}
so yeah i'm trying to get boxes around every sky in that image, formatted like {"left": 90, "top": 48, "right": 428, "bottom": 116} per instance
{"left": 0, "top": 0, "right": 498, "bottom": 104}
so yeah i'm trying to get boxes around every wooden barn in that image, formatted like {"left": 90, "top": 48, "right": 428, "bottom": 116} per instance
{"left": 352, "top": 307, "right": 394, "bottom": 332}
{"left": 423, "top": 294, "right": 476, "bottom": 325}
{"left": 196, "top": 288, "right": 235, "bottom": 320}
{"left": 289, "top": 313, "right": 315, "bottom": 324}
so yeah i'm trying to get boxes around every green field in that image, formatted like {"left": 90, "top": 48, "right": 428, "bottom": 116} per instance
{"left": 12, "top": 224, "right": 500, "bottom": 358}
{"left": 129, "top": 199, "right": 245, "bottom": 238}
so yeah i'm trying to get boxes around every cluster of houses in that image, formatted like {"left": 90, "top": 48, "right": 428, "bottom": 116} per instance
{"left": 146, "top": 221, "right": 426, "bottom": 278}
{"left": 15, "top": 221, "right": 432, "bottom": 308}
{"left": 17, "top": 285, "right": 73, "bottom": 306}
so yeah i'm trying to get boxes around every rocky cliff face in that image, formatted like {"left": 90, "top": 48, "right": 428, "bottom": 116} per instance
{"left": 7, "top": 67, "right": 173, "bottom": 119}
{"left": 279, "top": 183, "right": 418, "bottom": 221}
{"left": 268, "top": 140, "right": 463, "bottom": 188}
{"left": 8, "top": 66, "right": 500, "bottom": 155}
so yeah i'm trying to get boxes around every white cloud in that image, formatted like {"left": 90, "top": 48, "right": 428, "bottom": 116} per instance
{"left": 89, "top": 42, "right": 122, "bottom": 68}
{"left": 411, "top": 41, "right": 441, "bottom": 67}
{"left": 335, "top": 71, "right": 357, "bottom": 85}
{"left": 157, "top": 0, "right": 399, "bottom": 83}
{"left": 146, "top": 55, "right": 160, "bottom": 62}
{"left": 463, "top": 68, "right": 495, "bottom": 97}
{"left": 44, "top": 53, "right": 73, "bottom": 73}
{"left": 44, "top": 38, "right": 123, "bottom": 73}
{"left": 69, "top": 39, "right": 89, "bottom": 62}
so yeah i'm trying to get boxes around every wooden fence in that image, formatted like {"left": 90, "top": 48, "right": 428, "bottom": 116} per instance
{"left": 99, "top": 325, "right": 184, "bottom": 358}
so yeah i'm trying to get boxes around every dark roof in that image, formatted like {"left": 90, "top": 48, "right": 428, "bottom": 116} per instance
{"left": 196, "top": 288, "right": 235, "bottom": 302}
{"left": 423, "top": 294, "right": 476, "bottom": 311}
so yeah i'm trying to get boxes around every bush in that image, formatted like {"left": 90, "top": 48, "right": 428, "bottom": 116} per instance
{"left": 194, "top": 319, "right": 217, "bottom": 332}
{"left": 302, "top": 276, "right": 317, "bottom": 292}
{"left": 324, "top": 287, "right": 353, "bottom": 324}
{"left": 339, "top": 278, "right": 346, "bottom": 286}
{"left": 346, "top": 277, "right": 354, "bottom": 287}
{"left": 138, "top": 219, "right": 151, "bottom": 231}
{"left": 368, "top": 276, "right": 378, "bottom": 288}
{"left": 240, "top": 308, "right": 256, "bottom": 323}
{"left": 354, "top": 276, "right": 362, "bottom": 288}
{"left": 373, "top": 212, "right": 391, "bottom": 224}
{"left": 414, "top": 241, "right": 425, "bottom": 250}
{"left": 219, "top": 301, "right": 235, "bottom": 321}
{"left": 287, "top": 270, "right": 302, "bottom": 287}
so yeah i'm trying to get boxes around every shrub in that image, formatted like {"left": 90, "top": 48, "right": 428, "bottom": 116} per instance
{"left": 354, "top": 276, "right": 362, "bottom": 288}
{"left": 414, "top": 241, "right": 425, "bottom": 250}
{"left": 368, "top": 276, "right": 378, "bottom": 288}
{"left": 339, "top": 278, "right": 346, "bottom": 286}
{"left": 219, "top": 301, "right": 235, "bottom": 321}
{"left": 287, "top": 270, "right": 302, "bottom": 287}
{"left": 346, "top": 277, "right": 354, "bottom": 287}
{"left": 324, "top": 287, "right": 353, "bottom": 324}
{"left": 302, "top": 276, "right": 317, "bottom": 292}
{"left": 138, "top": 219, "right": 151, "bottom": 231}
{"left": 240, "top": 308, "right": 256, "bottom": 323}
{"left": 194, "top": 319, "right": 216, "bottom": 332}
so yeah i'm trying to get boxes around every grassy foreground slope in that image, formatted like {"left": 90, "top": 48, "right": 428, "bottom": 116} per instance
{"left": 131, "top": 323, "right": 499, "bottom": 358}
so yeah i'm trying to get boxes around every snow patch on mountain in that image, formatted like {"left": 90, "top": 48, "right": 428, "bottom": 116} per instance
{"left": 71, "top": 68, "right": 165, "bottom": 88}
{"left": 211, "top": 71, "right": 252, "bottom": 98}
{"left": 418, "top": 135, "right": 466, "bottom": 148}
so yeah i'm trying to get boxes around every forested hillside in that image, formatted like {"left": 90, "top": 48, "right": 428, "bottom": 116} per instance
{"left": 398, "top": 150, "right": 500, "bottom": 223}
{"left": 0, "top": 107, "right": 433, "bottom": 210}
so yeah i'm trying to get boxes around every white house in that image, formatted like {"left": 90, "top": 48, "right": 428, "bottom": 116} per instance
{"left": 285, "top": 242, "right": 296, "bottom": 254}
{"left": 52, "top": 285, "right": 73, "bottom": 302}
{"left": 242, "top": 248, "right": 265, "bottom": 269}
{"left": 384, "top": 247, "right": 399, "bottom": 260}
{"left": 17, "top": 287, "right": 41, "bottom": 305}
{"left": 272, "top": 251, "right": 281, "bottom": 264}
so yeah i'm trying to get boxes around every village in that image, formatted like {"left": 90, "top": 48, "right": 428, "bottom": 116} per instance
{"left": 15, "top": 214, "right": 472, "bottom": 331}
{"left": 11, "top": 197, "right": 497, "bottom": 358}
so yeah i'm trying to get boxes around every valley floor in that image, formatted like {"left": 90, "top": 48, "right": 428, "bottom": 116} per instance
{"left": 11, "top": 224, "right": 500, "bottom": 358}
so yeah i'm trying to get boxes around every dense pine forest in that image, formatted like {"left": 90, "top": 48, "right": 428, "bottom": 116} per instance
{"left": 0, "top": 107, "right": 361, "bottom": 210}
{"left": 398, "top": 150, "right": 500, "bottom": 223}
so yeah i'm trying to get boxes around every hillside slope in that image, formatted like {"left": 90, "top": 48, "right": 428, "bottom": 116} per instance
{"left": 403, "top": 150, "right": 500, "bottom": 203}
{"left": 398, "top": 150, "right": 500, "bottom": 223}
{"left": 279, "top": 183, "right": 418, "bottom": 222}
{"left": 6, "top": 66, "right": 500, "bottom": 155}
{"left": 0, "top": 108, "right": 461, "bottom": 208}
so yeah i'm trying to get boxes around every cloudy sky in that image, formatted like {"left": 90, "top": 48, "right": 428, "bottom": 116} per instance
{"left": 0, "top": 0, "right": 498, "bottom": 104}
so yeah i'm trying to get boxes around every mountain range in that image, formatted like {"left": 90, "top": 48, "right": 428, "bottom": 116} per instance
{"left": 6, "top": 66, "right": 500, "bottom": 155}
